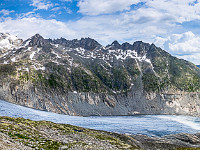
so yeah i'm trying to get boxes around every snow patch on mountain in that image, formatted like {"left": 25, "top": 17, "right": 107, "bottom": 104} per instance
{"left": 71, "top": 46, "right": 152, "bottom": 65}
{"left": 0, "top": 33, "right": 157, "bottom": 78}
{"left": 30, "top": 51, "right": 36, "bottom": 60}
{"left": 51, "top": 51, "right": 61, "bottom": 59}
{"left": 33, "top": 65, "right": 45, "bottom": 71}
{"left": 23, "top": 40, "right": 31, "bottom": 47}
{"left": 11, "top": 57, "right": 16, "bottom": 62}
{"left": 0, "top": 33, "right": 22, "bottom": 50}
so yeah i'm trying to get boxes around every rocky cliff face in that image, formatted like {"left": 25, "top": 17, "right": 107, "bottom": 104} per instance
{"left": 0, "top": 33, "right": 199, "bottom": 116}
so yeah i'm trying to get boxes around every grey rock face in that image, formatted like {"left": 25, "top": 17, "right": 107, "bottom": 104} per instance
{"left": 25, "top": 34, "right": 47, "bottom": 47}
{"left": 0, "top": 81, "right": 199, "bottom": 117}
{"left": 131, "top": 133, "right": 200, "bottom": 150}
{"left": 53, "top": 37, "right": 101, "bottom": 50}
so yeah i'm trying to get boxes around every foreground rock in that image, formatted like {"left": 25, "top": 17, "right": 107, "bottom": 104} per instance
{"left": 0, "top": 116, "right": 200, "bottom": 150}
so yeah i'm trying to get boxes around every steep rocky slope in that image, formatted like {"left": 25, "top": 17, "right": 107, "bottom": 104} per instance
{"left": 0, "top": 33, "right": 200, "bottom": 116}
{"left": 1, "top": 116, "right": 200, "bottom": 150}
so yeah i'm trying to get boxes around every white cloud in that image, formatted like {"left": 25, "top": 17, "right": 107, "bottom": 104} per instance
{"left": 78, "top": 0, "right": 140, "bottom": 15}
{"left": 145, "top": 0, "right": 200, "bottom": 23}
{"left": 67, "top": 12, "right": 170, "bottom": 45}
{"left": 154, "top": 31, "right": 200, "bottom": 64}
{"left": 0, "top": 17, "right": 75, "bottom": 40}
{"left": 74, "top": 0, "right": 200, "bottom": 46}
{"left": 155, "top": 31, "right": 200, "bottom": 54}
{"left": 17, "top": 11, "right": 41, "bottom": 19}
{"left": 60, "top": 0, "right": 72, "bottom": 2}
{"left": 177, "top": 54, "right": 200, "bottom": 65}
{"left": 64, "top": 7, "right": 72, "bottom": 14}
{"left": 168, "top": 32, "right": 200, "bottom": 54}
{"left": 51, "top": 7, "right": 60, "bottom": 11}
{"left": 67, "top": 4, "right": 179, "bottom": 45}
{"left": 31, "top": 0, "right": 54, "bottom": 10}
{"left": 77, "top": 0, "right": 200, "bottom": 22}
{"left": 0, "top": 9, "right": 14, "bottom": 16}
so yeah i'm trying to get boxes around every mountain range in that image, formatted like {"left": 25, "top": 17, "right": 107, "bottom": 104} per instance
{"left": 0, "top": 33, "right": 200, "bottom": 116}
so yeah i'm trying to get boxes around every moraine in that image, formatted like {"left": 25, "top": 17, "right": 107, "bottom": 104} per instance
{"left": 0, "top": 99, "right": 200, "bottom": 137}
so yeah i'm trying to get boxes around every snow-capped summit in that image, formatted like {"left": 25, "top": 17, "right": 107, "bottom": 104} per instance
{"left": 0, "top": 33, "right": 22, "bottom": 51}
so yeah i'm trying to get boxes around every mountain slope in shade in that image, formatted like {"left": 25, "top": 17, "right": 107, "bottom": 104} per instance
{"left": 0, "top": 33, "right": 199, "bottom": 116}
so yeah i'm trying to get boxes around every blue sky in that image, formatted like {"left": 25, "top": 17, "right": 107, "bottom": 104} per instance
{"left": 0, "top": 0, "right": 200, "bottom": 64}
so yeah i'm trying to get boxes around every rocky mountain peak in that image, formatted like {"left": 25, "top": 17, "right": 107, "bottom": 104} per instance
{"left": 53, "top": 37, "right": 101, "bottom": 50}
{"left": 121, "top": 42, "right": 133, "bottom": 50}
{"left": 112, "top": 40, "right": 120, "bottom": 45}
{"left": 132, "top": 41, "right": 152, "bottom": 55}
{"left": 79, "top": 37, "right": 101, "bottom": 50}
{"left": 133, "top": 41, "right": 151, "bottom": 49}
{"left": 112, "top": 40, "right": 121, "bottom": 48}
{"left": 106, "top": 40, "right": 121, "bottom": 49}
{"left": 32, "top": 33, "right": 43, "bottom": 39}
{"left": 51, "top": 37, "right": 69, "bottom": 46}
{"left": 28, "top": 33, "right": 47, "bottom": 47}
{"left": 107, "top": 41, "right": 134, "bottom": 50}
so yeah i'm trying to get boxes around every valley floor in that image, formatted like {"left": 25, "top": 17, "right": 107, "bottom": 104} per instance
{"left": 0, "top": 116, "right": 200, "bottom": 150}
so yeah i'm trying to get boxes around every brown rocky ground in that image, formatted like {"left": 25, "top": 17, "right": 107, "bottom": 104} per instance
{"left": 0, "top": 116, "right": 200, "bottom": 150}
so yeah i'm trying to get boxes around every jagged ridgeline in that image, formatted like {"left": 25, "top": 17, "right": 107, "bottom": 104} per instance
{"left": 0, "top": 33, "right": 200, "bottom": 116}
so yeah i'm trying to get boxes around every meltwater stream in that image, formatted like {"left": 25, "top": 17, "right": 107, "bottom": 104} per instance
{"left": 0, "top": 100, "right": 200, "bottom": 137}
